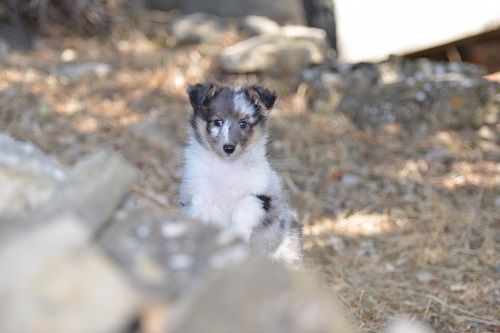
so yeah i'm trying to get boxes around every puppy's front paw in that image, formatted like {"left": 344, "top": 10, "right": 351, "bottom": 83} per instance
{"left": 255, "top": 194, "right": 272, "bottom": 212}
{"left": 231, "top": 195, "right": 266, "bottom": 242}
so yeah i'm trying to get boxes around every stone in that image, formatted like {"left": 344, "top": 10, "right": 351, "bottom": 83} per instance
{"left": 171, "top": 13, "right": 226, "bottom": 44}
{"left": 56, "top": 62, "right": 112, "bottom": 82}
{"left": 99, "top": 206, "right": 249, "bottom": 298}
{"left": 335, "top": 75, "right": 499, "bottom": 129}
{"left": 0, "top": 133, "right": 67, "bottom": 218}
{"left": 478, "top": 125, "right": 498, "bottom": 141}
{"left": 6, "top": 150, "right": 138, "bottom": 237}
{"left": 35, "top": 151, "right": 136, "bottom": 232}
{"left": 302, "top": 58, "right": 499, "bottom": 129}
{"left": 167, "top": 259, "right": 352, "bottom": 333}
{"left": 239, "top": 15, "right": 281, "bottom": 36}
{"left": 0, "top": 216, "right": 141, "bottom": 333}
{"left": 146, "top": 0, "right": 303, "bottom": 24}
{"left": 356, "top": 240, "right": 377, "bottom": 258}
{"left": 416, "top": 270, "right": 435, "bottom": 283}
{"left": 326, "top": 235, "right": 347, "bottom": 255}
{"left": 220, "top": 26, "right": 327, "bottom": 74}
{"left": 340, "top": 173, "right": 360, "bottom": 187}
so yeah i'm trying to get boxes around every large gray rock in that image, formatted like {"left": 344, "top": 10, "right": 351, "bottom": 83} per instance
{"left": 0, "top": 133, "right": 67, "bottom": 218}
{"left": 168, "top": 258, "right": 353, "bottom": 333}
{"left": 10, "top": 150, "right": 138, "bottom": 234}
{"left": 171, "top": 13, "right": 227, "bottom": 44}
{"left": 302, "top": 58, "right": 499, "bottom": 129}
{"left": 99, "top": 205, "right": 249, "bottom": 298}
{"left": 220, "top": 26, "right": 327, "bottom": 74}
{"left": 239, "top": 15, "right": 281, "bottom": 36}
{"left": 336, "top": 75, "right": 499, "bottom": 129}
{"left": 0, "top": 216, "right": 141, "bottom": 333}
{"left": 146, "top": 0, "right": 303, "bottom": 24}
{"left": 1, "top": 148, "right": 138, "bottom": 240}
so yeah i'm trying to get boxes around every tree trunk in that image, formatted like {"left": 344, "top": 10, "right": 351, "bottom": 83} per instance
{"left": 302, "top": 0, "right": 337, "bottom": 54}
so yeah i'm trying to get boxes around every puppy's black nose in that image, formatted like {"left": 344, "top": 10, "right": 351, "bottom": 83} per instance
{"left": 223, "top": 144, "right": 235, "bottom": 155}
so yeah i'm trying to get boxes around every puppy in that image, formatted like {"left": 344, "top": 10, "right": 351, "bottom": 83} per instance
{"left": 179, "top": 82, "right": 302, "bottom": 264}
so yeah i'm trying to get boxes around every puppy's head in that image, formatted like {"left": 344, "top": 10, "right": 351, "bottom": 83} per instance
{"left": 187, "top": 82, "right": 277, "bottom": 159}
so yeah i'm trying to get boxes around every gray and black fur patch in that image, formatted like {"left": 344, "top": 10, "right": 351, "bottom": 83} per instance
{"left": 256, "top": 194, "right": 272, "bottom": 212}
{"left": 186, "top": 82, "right": 277, "bottom": 156}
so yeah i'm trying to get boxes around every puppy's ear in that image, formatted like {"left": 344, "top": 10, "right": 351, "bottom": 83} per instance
{"left": 244, "top": 85, "right": 277, "bottom": 111}
{"left": 187, "top": 82, "right": 221, "bottom": 110}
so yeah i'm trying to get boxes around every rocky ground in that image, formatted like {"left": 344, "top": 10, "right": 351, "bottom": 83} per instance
{"left": 0, "top": 12, "right": 499, "bottom": 333}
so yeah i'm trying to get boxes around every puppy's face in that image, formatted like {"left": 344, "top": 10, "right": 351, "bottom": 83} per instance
{"left": 187, "top": 82, "right": 277, "bottom": 159}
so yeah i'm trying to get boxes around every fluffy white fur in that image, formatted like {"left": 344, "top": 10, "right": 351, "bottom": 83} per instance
{"left": 180, "top": 135, "right": 270, "bottom": 240}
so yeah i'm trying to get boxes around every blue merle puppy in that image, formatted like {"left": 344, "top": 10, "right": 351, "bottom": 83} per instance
{"left": 179, "top": 82, "right": 302, "bottom": 264}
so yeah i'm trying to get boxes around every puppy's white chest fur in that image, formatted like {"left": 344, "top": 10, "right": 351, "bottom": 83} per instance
{"left": 181, "top": 141, "right": 269, "bottom": 227}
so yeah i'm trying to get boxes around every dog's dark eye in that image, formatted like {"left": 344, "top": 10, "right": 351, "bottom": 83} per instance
{"left": 239, "top": 120, "right": 248, "bottom": 129}
{"left": 213, "top": 119, "right": 222, "bottom": 127}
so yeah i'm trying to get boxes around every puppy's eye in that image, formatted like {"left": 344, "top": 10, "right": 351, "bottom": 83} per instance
{"left": 239, "top": 120, "right": 248, "bottom": 129}
{"left": 213, "top": 119, "right": 222, "bottom": 127}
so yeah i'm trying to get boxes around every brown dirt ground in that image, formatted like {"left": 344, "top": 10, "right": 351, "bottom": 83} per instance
{"left": 1, "top": 24, "right": 498, "bottom": 333}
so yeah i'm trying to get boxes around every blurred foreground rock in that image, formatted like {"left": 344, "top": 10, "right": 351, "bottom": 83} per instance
{"left": 221, "top": 26, "right": 327, "bottom": 74}
{"left": 1, "top": 140, "right": 138, "bottom": 236}
{"left": 0, "top": 133, "right": 66, "bottom": 218}
{"left": 168, "top": 259, "right": 352, "bottom": 333}
{"left": 0, "top": 216, "right": 141, "bottom": 333}
{"left": 99, "top": 206, "right": 250, "bottom": 298}
{"left": 0, "top": 133, "right": 351, "bottom": 333}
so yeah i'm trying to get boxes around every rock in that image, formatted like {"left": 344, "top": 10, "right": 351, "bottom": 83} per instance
{"left": 171, "top": 13, "right": 226, "bottom": 44}
{"left": 0, "top": 133, "right": 67, "bottom": 218}
{"left": 40, "top": 151, "right": 137, "bottom": 232}
{"left": 239, "top": 15, "right": 281, "bottom": 36}
{"left": 99, "top": 206, "right": 249, "bottom": 298}
{"left": 220, "top": 26, "right": 327, "bottom": 74}
{"left": 303, "top": 58, "right": 499, "bottom": 129}
{"left": 0, "top": 216, "right": 141, "bottom": 333}
{"left": 356, "top": 240, "right": 377, "bottom": 258}
{"left": 146, "top": 0, "right": 303, "bottom": 24}
{"left": 6, "top": 150, "right": 138, "bottom": 237}
{"left": 336, "top": 75, "right": 499, "bottom": 129}
{"left": 326, "top": 235, "right": 347, "bottom": 255}
{"left": 340, "top": 173, "right": 360, "bottom": 187}
{"left": 56, "top": 62, "right": 112, "bottom": 83}
{"left": 167, "top": 259, "right": 352, "bottom": 333}
{"left": 478, "top": 125, "right": 498, "bottom": 141}
{"left": 60, "top": 48, "right": 77, "bottom": 62}
{"left": 416, "top": 270, "right": 435, "bottom": 283}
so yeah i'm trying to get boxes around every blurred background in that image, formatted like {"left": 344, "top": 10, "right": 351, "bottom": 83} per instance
{"left": 0, "top": 1, "right": 498, "bottom": 333}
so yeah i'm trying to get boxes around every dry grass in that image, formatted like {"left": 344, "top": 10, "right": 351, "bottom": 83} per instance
{"left": 0, "top": 22, "right": 498, "bottom": 333}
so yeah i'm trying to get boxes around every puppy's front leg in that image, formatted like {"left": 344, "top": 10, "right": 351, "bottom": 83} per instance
{"left": 230, "top": 195, "right": 265, "bottom": 242}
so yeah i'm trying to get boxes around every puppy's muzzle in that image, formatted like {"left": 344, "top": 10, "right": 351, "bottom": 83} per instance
{"left": 223, "top": 144, "right": 235, "bottom": 155}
